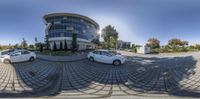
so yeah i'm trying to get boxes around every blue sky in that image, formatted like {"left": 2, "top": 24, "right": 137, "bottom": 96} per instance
{"left": 0, "top": 0, "right": 200, "bottom": 45}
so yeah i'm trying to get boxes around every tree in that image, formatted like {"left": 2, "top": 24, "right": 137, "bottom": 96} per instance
{"left": 35, "top": 37, "right": 39, "bottom": 50}
{"left": 110, "top": 36, "right": 118, "bottom": 49}
{"left": 182, "top": 41, "right": 189, "bottom": 47}
{"left": 100, "top": 42, "right": 107, "bottom": 49}
{"left": 35, "top": 43, "right": 40, "bottom": 51}
{"left": 39, "top": 43, "right": 43, "bottom": 52}
{"left": 195, "top": 44, "right": 200, "bottom": 50}
{"left": 101, "top": 25, "right": 118, "bottom": 49}
{"left": 71, "top": 33, "right": 78, "bottom": 53}
{"left": 64, "top": 40, "right": 68, "bottom": 51}
{"left": 53, "top": 42, "right": 57, "bottom": 51}
{"left": 146, "top": 38, "right": 160, "bottom": 49}
{"left": 131, "top": 44, "right": 137, "bottom": 53}
{"left": 168, "top": 38, "right": 182, "bottom": 47}
{"left": 29, "top": 44, "right": 34, "bottom": 50}
{"left": 14, "top": 44, "right": 19, "bottom": 48}
{"left": 167, "top": 38, "right": 188, "bottom": 52}
{"left": 60, "top": 41, "right": 63, "bottom": 50}
{"left": 8, "top": 44, "right": 12, "bottom": 49}
{"left": 21, "top": 38, "right": 28, "bottom": 48}
{"left": 0, "top": 45, "right": 2, "bottom": 50}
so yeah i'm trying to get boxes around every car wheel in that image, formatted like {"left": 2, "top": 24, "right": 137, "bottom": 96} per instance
{"left": 4, "top": 59, "right": 11, "bottom": 64}
{"left": 113, "top": 60, "right": 121, "bottom": 66}
{"left": 89, "top": 57, "right": 94, "bottom": 62}
{"left": 29, "top": 57, "right": 35, "bottom": 62}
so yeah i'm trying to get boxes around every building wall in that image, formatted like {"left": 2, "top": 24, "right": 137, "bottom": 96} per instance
{"left": 43, "top": 13, "right": 99, "bottom": 50}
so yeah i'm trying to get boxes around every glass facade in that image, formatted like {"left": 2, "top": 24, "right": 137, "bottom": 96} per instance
{"left": 44, "top": 14, "right": 99, "bottom": 41}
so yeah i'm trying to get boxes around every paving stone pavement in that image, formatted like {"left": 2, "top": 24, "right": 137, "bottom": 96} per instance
{"left": 0, "top": 53, "right": 200, "bottom": 98}
{"left": 36, "top": 53, "right": 87, "bottom": 62}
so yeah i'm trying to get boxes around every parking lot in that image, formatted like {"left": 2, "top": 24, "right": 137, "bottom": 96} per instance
{"left": 0, "top": 51, "right": 200, "bottom": 98}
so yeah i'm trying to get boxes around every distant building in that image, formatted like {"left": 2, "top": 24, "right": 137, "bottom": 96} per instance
{"left": 43, "top": 13, "right": 99, "bottom": 50}
{"left": 117, "top": 40, "right": 131, "bottom": 49}
{"left": 136, "top": 46, "right": 150, "bottom": 54}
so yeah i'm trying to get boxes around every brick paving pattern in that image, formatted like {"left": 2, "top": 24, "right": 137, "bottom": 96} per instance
{"left": 0, "top": 53, "right": 200, "bottom": 98}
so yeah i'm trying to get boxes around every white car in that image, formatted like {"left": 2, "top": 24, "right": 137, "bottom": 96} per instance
{"left": 0, "top": 48, "right": 24, "bottom": 57}
{"left": 87, "top": 49, "right": 126, "bottom": 66}
{"left": 0, "top": 50, "right": 36, "bottom": 64}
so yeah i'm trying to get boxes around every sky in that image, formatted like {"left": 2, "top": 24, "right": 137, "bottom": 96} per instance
{"left": 0, "top": 0, "right": 200, "bottom": 45}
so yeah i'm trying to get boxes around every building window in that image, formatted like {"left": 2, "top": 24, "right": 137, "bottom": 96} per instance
{"left": 54, "top": 21, "right": 61, "bottom": 24}
{"left": 80, "top": 19, "right": 84, "bottom": 22}
{"left": 82, "top": 30, "right": 86, "bottom": 33}
{"left": 66, "top": 27, "right": 74, "bottom": 31}
{"left": 63, "top": 17, "right": 67, "bottom": 20}
{"left": 61, "top": 33, "right": 64, "bottom": 37}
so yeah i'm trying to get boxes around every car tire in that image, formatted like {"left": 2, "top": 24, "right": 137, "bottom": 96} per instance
{"left": 29, "top": 57, "right": 35, "bottom": 62}
{"left": 89, "top": 57, "right": 94, "bottom": 62}
{"left": 4, "top": 59, "right": 11, "bottom": 64}
{"left": 113, "top": 60, "right": 121, "bottom": 66}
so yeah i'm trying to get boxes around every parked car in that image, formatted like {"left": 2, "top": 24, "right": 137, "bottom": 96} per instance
{"left": 87, "top": 49, "right": 126, "bottom": 66}
{"left": 0, "top": 48, "right": 24, "bottom": 57}
{"left": 0, "top": 50, "right": 36, "bottom": 64}
{"left": 0, "top": 49, "right": 14, "bottom": 57}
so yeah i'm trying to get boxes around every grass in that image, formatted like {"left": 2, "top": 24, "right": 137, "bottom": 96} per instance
{"left": 39, "top": 51, "right": 76, "bottom": 56}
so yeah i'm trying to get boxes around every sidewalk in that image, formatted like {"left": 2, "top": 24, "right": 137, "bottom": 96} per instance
{"left": 36, "top": 53, "right": 87, "bottom": 62}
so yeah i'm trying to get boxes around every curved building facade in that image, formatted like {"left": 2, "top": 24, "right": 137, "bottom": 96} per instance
{"left": 43, "top": 13, "right": 99, "bottom": 50}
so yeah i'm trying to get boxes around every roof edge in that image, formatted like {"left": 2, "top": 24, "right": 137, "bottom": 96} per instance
{"left": 43, "top": 13, "right": 99, "bottom": 29}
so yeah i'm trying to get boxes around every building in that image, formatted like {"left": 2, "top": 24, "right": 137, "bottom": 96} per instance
{"left": 43, "top": 13, "right": 99, "bottom": 50}
{"left": 136, "top": 46, "right": 150, "bottom": 54}
{"left": 117, "top": 40, "right": 131, "bottom": 49}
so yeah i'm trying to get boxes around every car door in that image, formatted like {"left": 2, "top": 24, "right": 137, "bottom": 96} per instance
{"left": 100, "top": 51, "right": 113, "bottom": 64}
{"left": 21, "top": 51, "right": 31, "bottom": 61}
{"left": 10, "top": 52, "right": 22, "bottom": 62}
{"left": 93, "top": 51, "right": 102, "bottom": 62}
